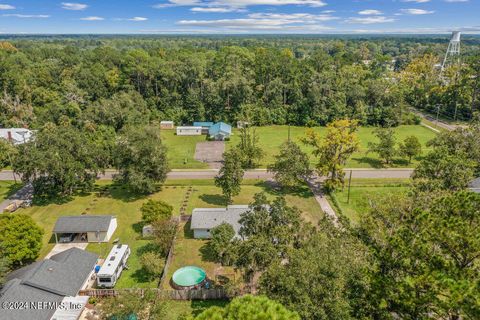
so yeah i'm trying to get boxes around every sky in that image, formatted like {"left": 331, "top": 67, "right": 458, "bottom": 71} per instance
{"left": 0, "top": 0, "right": 479, "bottom": 34}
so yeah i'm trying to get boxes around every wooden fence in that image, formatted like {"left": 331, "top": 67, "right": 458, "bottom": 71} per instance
{"left": 78, "top": 288, "right": 228, "bottom": 300}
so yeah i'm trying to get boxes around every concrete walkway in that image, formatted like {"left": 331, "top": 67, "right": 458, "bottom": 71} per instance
{"left": 45, "top": 242, "right": 88, "bottom": 259}
{"left": 306, "top": 176, "right": 340, "bottom": 227}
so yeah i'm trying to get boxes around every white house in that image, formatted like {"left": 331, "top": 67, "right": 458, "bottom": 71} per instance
{"left": 53, "top": 215, "right": 117, "bottom": 243}
{"left": 176, "top": 126, "right": 202, "bottom": 136}
{"left": 0, "top": 128, "right": 34, "bottom": 145}
{"left": 190, "top": 205, "right": 250, "bottom": 239}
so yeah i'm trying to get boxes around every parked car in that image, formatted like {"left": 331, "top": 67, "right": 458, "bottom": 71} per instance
{"left": 59, "top": 233, "right": 76, "bottom": 243}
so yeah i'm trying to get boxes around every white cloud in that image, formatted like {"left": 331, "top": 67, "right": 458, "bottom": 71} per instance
{"left": 0, "top": 4, "right": 15, "bottom": 10}
{"left": 400, "top": 8, "right": 434, "bottom": 15}
{"left": 129, "top": 17, "right": 148, "bottom": 21}
{"left": 191, "top": 7, "right": 244, "bottom": 12}
{"left": 248, "top": 12, "right": 337, "bottom": 21}
{"left": 80, "top": 16, "right": 104, "bottom": 20}
{"left": 155, "top": 0, "right": 326, "bottom": 9}
{"left": 177, "top": 12, "right": 334, "bottom": 32}
{"left": 346, "top": 16, "right": 395, "bottom": 24}
{"left": 3, "top": 14, "right": 50, "bottom": 18}
{"left": 61, "top": 2, "right": 88, "bottom": 10}
{"left": 358, "top": 10, "right": 382, "bottom": 15}
{"left": 401, "top": 0, "right": 431, "bottom": 3}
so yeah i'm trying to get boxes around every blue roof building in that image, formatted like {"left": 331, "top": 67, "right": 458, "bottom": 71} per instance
{"left": 209, "top": 122, "right": 232, "bottom": 141}
{"left": 193, "top": 122, "right": 214, "bottom": 128}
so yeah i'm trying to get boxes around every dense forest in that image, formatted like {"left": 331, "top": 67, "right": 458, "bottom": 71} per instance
{"left": 1, "top": 35, "right": 479, "bottom": 131}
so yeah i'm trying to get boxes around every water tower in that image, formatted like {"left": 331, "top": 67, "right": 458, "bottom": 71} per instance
{"left": 441, "top": 31, "right": 461, "bottom": 71}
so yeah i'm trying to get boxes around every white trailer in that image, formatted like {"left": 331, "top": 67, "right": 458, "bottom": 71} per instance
{"left": 176, "top": 126, "right": 202, "bottom": 136}
{"left": 96, "top": 244, "right": 130, "bottom": 288}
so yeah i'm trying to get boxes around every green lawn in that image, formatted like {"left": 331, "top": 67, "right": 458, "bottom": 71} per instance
{"left": 161, "top": 130, "right": 209, "bottom": 169}
{"left": 227, "top": 125, "right": 436, "bottom": 168}
{"left": 330, "top": 179, "right": 410, "bottom": 225}
{"left": 15, "top": 179, "right": 321, "bottom": 289}
{"left": 0, "top": 181, "right": 22, "bottom": 202}
{"left": 163, "top": 300, "right": 229, "bottom": 320}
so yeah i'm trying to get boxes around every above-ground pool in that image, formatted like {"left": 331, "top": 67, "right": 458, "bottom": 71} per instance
{"left": 172, "top": 266, "right": 207, "bottom": 289}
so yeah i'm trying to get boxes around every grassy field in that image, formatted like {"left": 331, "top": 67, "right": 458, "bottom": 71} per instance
{"left": 226, "top": 125, "right": 436, "bottom": 168}
{"left": 16, "top": 179, "right": 321, "bottom": 289}
{"left": 161, "top": 130, "right": 209, "bottom": 169}
{"left": 0, "top": 181, "right": 21, "bottom": 202}
{"left": 330, "top": 178, "right": 410, "bottom": 225}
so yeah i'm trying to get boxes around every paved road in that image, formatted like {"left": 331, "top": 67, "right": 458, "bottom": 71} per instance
{"left": 0, "top": 168, "right": 414, "bottom": 181}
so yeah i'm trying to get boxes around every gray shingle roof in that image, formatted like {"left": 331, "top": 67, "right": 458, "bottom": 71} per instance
{"left": 0, "top": 248, "right": 98, "bottom": 320}
{"left": 190, "top": 205, "right": 250, "bottom": 236}
{"left": 469, "top": 177, "right": 480, "bottom": 193}
{"left": 53, "top": 215, "right": 114, "bottom": 233}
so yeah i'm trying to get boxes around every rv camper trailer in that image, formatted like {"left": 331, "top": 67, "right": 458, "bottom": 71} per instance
{"left": 96, "top": 244, "right": 130, "bottom": 288}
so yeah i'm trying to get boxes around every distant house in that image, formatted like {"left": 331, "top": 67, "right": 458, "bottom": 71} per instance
{"left": 209, "top": 122, "right": 232, "bottom": 141}
{"left": 0, "top": 247, "right": 98, "bottom": 320}
{"left": 469, "top": 177, "right": 480, "bottom": 193}
{"left": 190, "top": 205, "right": 250, "bottom": 239}
{"left": 176, "top": 126, "right": 202, "bottom": 136}
{"left": 193, "top": 122, "right": 214, "bottom": 134}
{"left": 237, "top": 121, "right": 249, "bottom": 129}
{"left": 0, "top": 128, "right": 34, "bottom": 145}
{"left": 160, "top": 121, "right": 174, "bottom": 129}
{"left": 53, "top": 215, "right": 117, "bottom": 243}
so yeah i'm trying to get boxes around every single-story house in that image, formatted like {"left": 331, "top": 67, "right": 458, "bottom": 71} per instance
{"left": 0, "top": 128, "right": 34, "bottom": 145}
{"left": 190, "top": 205, "right": 250, "bottom": 239}
{"left": 193, "top": 122, "right": 214, "bottom": 134}
{"left": 176, "top": 126, "right": 202, "bottom": 136}
{"left": 209, "top": 122, "right": 232, "bottom": 141}
{"left": 0, "top": 248, "right": 98, "bottom": 320}
{"left": 160, "top": 121, "right": 174, "bottom": 129}
{"left": 469, "top": 177, "right": 480, "bottom": 193}
{"left": 53, "top": 215, "right": 117, "bottom": 243}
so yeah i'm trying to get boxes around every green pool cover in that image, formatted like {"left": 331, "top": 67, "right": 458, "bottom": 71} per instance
{"left": 172, "top": 266, "right": 206, "bottom": 287}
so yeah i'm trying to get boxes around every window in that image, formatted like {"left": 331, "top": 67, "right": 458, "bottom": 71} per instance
{"left": 98, "top": 277, "right": 111, "bottom": 283}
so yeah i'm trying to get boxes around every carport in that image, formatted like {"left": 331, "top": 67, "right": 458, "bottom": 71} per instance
{"left": 52, "top": 215, "right": 117, "bottom": 243}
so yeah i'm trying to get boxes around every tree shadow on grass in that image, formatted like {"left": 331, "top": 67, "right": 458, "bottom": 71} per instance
{"left": 189, "top": 300, "right": 229, "bottom": 317}
{"left": 198, "top": 194, "right": 226, "bottom": 206}
{"left": 351, "top": 156, "right": 384, "bottom": 168}
{"left": 256, "top": 181, "right": 312, "bottom": 198}
{"left": 107, "top": 184, "right": 150, "bottom": 203}
{"left": 5, "top": 183, "right": 23, "bottom": 198}
{"left": 199, "top": 242, "right": 217, "bottom": 263}
{"left": 132, "top": 222, "right": 144, "bottom": 235}
{"left": 137, "top": 242, "right": 159, "bottom": 256}
{"left": 130, "top": 267, "right": 154, "bottom": 284}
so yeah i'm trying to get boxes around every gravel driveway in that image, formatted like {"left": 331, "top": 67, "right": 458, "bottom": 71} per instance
{"left": 194, "top": 141, "right": 225, "bottom": 169}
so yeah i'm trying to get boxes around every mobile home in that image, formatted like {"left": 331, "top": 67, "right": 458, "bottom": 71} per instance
{"left": 176, "top": 126, "right": 202, "bottom": 136}
{"left": 96, "top": 244, "right": 130, "bottom": 288}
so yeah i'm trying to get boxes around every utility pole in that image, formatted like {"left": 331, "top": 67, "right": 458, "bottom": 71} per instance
{"left": 436, "top": 105, "right": 441, "bottom": 124}
{"left": 347, "top": 170, "right": 353, "bottom": 204}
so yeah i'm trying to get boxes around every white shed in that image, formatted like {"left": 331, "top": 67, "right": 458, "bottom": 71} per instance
{"left": 176, "top": 126, "right": 202, "bottom": 136}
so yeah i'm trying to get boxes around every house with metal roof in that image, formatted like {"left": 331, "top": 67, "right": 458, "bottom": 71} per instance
{"left": 190, "top": 205, "right": 250, "bottom": 239}
{"left": 208, "top": 122, "right": 232, "bottom": 141}
{"left": 193, "top": 122, "right": 214, "bottom": 128}
{"left": 469, "top": 177, "right": 480, "bottom": 193}
{"left": 176, "top": 126, "right": 202, "bottom": 136}
{"left": 53, "top": 215, "right": 117, "bottom": 243}
{"left": 0, "top": 128, "right": 34, "bottom": 145}
{"left": 0, "top": 247, "right": 98, "bottom": 320}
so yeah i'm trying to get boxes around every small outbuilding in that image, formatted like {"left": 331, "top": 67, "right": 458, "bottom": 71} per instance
{"left": 209, "top": 122, "right": 232, "bottom": 141}
{"left": 53, "top": 215, "right": 117, "bottom": 243}
{"left": 190, "top": 205, "right": 250, "bottom": 239}
{"left": 160, "top": 121, "right": 174, "bottom": 129}
{"left": 176, "top": 126, "right": 202, "bottom": 136}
